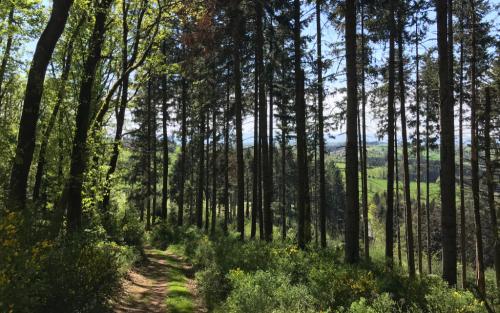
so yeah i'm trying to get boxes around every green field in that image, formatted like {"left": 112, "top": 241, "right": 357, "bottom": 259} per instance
{"left": 329, "top": 143, "right": 442, "bottom": 203}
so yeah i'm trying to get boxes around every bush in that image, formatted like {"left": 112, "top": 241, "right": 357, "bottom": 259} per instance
{"left": 342, "top": 293, "right": 403, "bottom": 313}
{"left": 0, "top": 211, "right": 136, "bottom": 313}
{"left": 222, "top": 269, "right": 315, "bottom": 313}
{"left": 196, "top": 264, "right": 230, "bottom": 310}
{"left": 308, "top": 261, "right": 377, "bottom": 310}
{"left": 37, "top": 238, "right": 125, "bottom": 313}
{"left": 121, "top": 210, "right": 145, "bottom": 250}
{"left": 425, "top": 280, "right": 487, "bottom": 313}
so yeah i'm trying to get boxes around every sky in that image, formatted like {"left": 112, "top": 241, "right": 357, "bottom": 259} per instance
{"left": 21, "top": 0, "right": 500, "bottom": 145}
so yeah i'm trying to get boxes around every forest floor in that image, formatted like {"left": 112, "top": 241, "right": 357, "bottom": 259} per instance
{"left": 113, "top": 247, "right": 205, "bottom": 313}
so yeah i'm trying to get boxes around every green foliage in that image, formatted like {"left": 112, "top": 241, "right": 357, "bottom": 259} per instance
{"left": 158, "top": 225, "right": 489, "bottom": 313}
{"left": 221, "top": 270, "right": 315, "bottom": 313}
{"left": 120, "top": 209, "right": 145, "bottom": 250}
{"left": 37, "top": 238, "right": 130, "bottom": 313}
{"left": 425, "top": 281, "right": 487, "bottom": 313}
{"left": 308, "top": 262, "right": 378, "bottom": 309}
{"left": 0, "top": 209, "right": 138, "bottom": 313}
{"left": 342, "top": 293, "right": 401, "bottom": 313}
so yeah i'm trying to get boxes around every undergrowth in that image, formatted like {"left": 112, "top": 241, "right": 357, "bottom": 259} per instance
{"left": 150, "top": 222, "right": 498, "bottom": 313}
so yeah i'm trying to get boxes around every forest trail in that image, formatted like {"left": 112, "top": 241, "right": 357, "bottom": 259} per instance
{"left": 113, "top": 247, "right": 204, "bottom": 313}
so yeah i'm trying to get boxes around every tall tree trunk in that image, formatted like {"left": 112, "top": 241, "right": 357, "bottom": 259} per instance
{"left": 484, "top": 87, "right": 500, "bottom": 291}
{"left": 360, "top": 0, "right": 369, "bottom": 259}
{"left": 395, "top": 117, "right": 402, "bottom": 266}
{"left": 294, "top": 0, "right": 312, "bottom": 249}
{"left": 161, "top": 74, "right": 168, "bottom": 220}
{"left": 269, "top": 18, "right": 275, "bottom": 242}
{"left": 415, "top": 11, "right": 423, "bottom": 275}
{"left": 66, "top": 0, "right": 112, "bottom": 232}
{"left": 33, "top": 19, "right": 81, "bottom": 200}
{"left": 437, "top": 0, "right": 457, "bottom": 286}
{"left": 458, "top": 11, "right": 466, "bottom": 286}
{"left": 0, "top": 6, "right": 14, "bottom": 110}
{"left": 470, "top": 0, "right": 484, "bottom": 292}
{"left": 232, "top": 1, "right": 245, "bottom": 240}
{"left": 152, "top": 86, "right": 157, "bottom": 225}
{"left": 146, "top": 80, "right": 152, "bottom": 231}
{"left": 100, "top": 0, "right": 147, "bottom": 219}
{"left": 178, "top": 77, "right": 188, "bottom": 225}
{"left": 344, "top": 0, "right": 359, "bottom": 262}
{"left": 317, "top": 0, "right": 327, "bottom": 248}
{"left": 425, "top": 93, "right": 432, "bottom": 274}
{"left": 281, "top": 128, "right": 287, "bottom": 240}
{"left": 398, "top": 4, "right": 415, "bottom": 278}
{"left": 251, "top": 72, "right": 259, "bottom": 239}
{"left": 211, "top": 102, "right": 217, "bottom": 235}
{"left": 189, "top": 129, "right": 195, "bottom": 224}
{"left": 224, "top": 82, "right": 230, "bottom": 233}
{"left": 8, "top": 0, "right": 74, "bottom": 211}
{"left": 196, "top": 109, "right": 205, "bottom": 229}
{"left": 386, "top": 0, "right": 396, "bottom": 266}
{"left": 256, "top": 0, "right": 272, "bottom": 241}
{"left": 205, "top": 113, "right": 210, "bottom": 231}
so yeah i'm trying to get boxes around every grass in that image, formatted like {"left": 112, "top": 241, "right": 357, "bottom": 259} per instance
{"left": 332, "top": 161, "right": 442, "bottom": 202}
{"left": 163, "top": 247, "right": 196, "bottom": 313}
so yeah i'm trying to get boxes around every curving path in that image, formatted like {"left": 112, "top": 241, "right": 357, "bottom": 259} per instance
{"left": 113, "top": 247, "right": 204, "bottom": 313}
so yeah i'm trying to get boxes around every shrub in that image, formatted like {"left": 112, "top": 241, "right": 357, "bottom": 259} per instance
{"left": 196, "top": 264, "right": 230, "bottom": 310}
{"left": 222, "top": 269, "right": 315, "bottom": 313}
{"left": 37, "top": 238, "right": 126, "bottom": 313}
{"left": 344, "top": 293, "right": 398, "bottom": 313}
{"left": 308, "top": 262, "right": 377, "bottom": 310}
{"left": 0, "top": 212, "right": 134, "bottom": 313}
{"left": 150, "top": 221, "right": 179, "bottom": 249}
{"left": 425, "top": 280, "right": 487, "bottom": 313}
{"left": 121, "top": 210, "right": 145, "bottom": 250}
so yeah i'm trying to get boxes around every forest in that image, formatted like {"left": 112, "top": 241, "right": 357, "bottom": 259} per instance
{"left": 0, "top": 0, "right": 499, "bottom": 312}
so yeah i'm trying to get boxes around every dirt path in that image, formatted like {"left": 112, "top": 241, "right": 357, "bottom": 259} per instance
{"left": 113, "top": 248, "right": 204, "bottom": 313}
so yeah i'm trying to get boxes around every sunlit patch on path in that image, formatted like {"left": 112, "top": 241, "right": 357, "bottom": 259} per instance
{"left": 113, "top": 247, "right": 205, "bottom": 313}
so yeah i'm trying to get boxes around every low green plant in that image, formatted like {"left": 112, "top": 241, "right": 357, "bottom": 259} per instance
{"left": 221, "top": 269, "right": 315, "bottom": 313}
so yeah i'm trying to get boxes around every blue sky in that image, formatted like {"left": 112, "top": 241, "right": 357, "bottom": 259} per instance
{"left": 21, "top": 0, "right": 500, "bottom": 144}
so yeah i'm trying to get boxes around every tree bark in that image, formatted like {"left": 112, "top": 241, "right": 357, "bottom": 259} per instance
{"left": 178, "top": 77, "right": 188, "bottom": 225}
{"left": 224, "top": 82, "right": 230, "bottom": 233}
{"left": 66, "top": 0, "right": 112, "bottom": 232}
{"left": 231, "top": 1, "right": 245, "bottom": 240}
{"left": 484, "top": 87, "right": 499, "bottom": 291}
{"left": 344, "top": 0, "right": 359, "bottom": 262}
{"left": 205, "top": 113, "right": 210, "bottom": 231}
{"left": 437, "top": 0, "right": 457, "bottom": 286}
{"left": 316, "top": 0, "right": 327, "bottom": 249}
{"left": 256, "top": 0, "right": 272, "bottom": 242}
{"left": 360, "top": 0, "right": 369, "bottom": 259}
{"left": 251, "top": 70, "right": 259, "bottom": 239}
{"left": 386, "top": 0, "right": 396, "bottom": 267}
{"left": 294, "top": 0, "right": 312, "bottom": 249}
{"left": 415, "top": 10, "right": 423, "bottom": 275}
{"left": 458, "top": 11, "right": 466, "bottom": 286}
{"left": 398, "top": 5, "right": 415, "bottom": 278}
{"left": 161, "top": 73, "right": 168, "bottom": 220}
{"left": 269, "top": 17, "right": 275, "bottom": 242}
{"left": 0, "top": 6, "right": 14, "bottom": 110}
{"left": 211, "top": 100, "right": 217, "bottom": 235}
{"left": 146, "top": 80, "right": 152, "bottom": 231}
{"left": 196, "top": 109, "right": 205, "bottom": 229}
{"left": 152, "top": 84, "right": 158, "bottom": 225}
{"left": 425, "top": 93, "right": 432, "bottom": 274}
{"left": 281, "top": 128, "right": 287, "bottom": 241}
{"left": 8, "top": 0, "right": 74, "bottom": 211}
{"left": 33, "top": 18, "right": 82, "bottom": 200}
{"left": 395, "top": 116, "right": 402, "bottom": 266}
{"left": 470, "top": 2, "right": 485, "bottom": 290}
